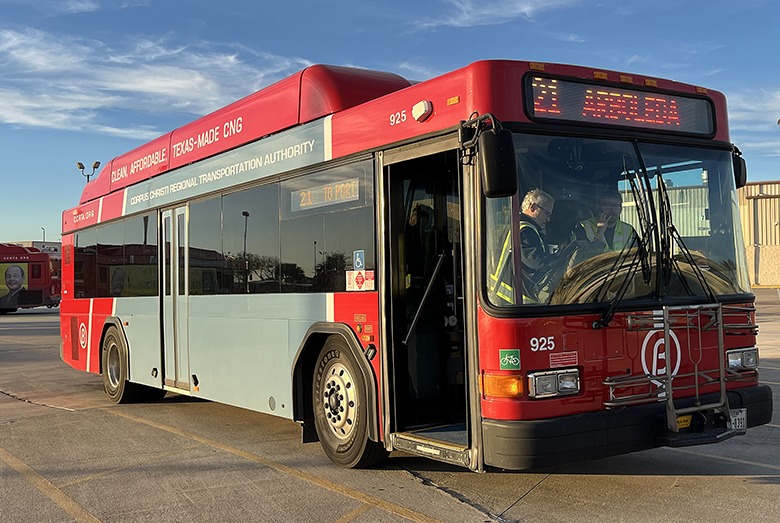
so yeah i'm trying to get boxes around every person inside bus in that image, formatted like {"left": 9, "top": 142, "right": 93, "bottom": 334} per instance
{"left": 518, "top": 188, "right": 557, "bottom": 303}
{"left": 571, "top": 190, "right": 637, "bottom": 253}
{"left": 0, "top": 264, "right": 26, "bottom": 308}
{"left": 110, "top": 267, "right": 126, "bottom": 297}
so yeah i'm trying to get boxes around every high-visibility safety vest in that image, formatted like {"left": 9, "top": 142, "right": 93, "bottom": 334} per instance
{"left": 517, "top": 221, "right": 547, "bottom": 303}
{"left": 488, "top": 221, "right": 547, "bottom": 305}
{"left": 576, "top": 218, "right": 634, "bottom": 252}
{"left": 488, "top": 230, "right": 515, "bottom": 304}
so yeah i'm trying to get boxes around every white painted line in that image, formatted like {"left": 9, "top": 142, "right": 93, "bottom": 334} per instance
{"left": 667, "top": 446, "right": 780, "bottom": 471}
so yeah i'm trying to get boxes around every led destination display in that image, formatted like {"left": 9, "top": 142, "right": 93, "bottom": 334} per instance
{"left": 527, "top": 76, "right": 714, "bottom": 135}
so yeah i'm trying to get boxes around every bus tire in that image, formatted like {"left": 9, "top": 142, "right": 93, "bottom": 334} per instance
{"left": 101, "top": 326, "right": 140, "bottom": 404}
{"left": 312, "top": 336, "right": 387, "bottom": 468}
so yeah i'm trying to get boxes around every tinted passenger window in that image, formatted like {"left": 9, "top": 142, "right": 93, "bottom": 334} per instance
{"left": 123, "top": 213, "right": 158, "bottom": 297}
{"left": 74, "top": 229, "right": 97, "bottom": 298}
{"left": 189, "top": 196, "right": 223, "bottom": 295}
{"left": 223, "top": 185, "right": 280, "bottom": 294}
{"left": 280, "top": 161, "right": 375, "bottom": 293}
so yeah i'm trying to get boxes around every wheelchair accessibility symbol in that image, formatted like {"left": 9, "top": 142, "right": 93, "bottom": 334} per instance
{"left": 353, "top": 250, "right": 365, "bottom": 270}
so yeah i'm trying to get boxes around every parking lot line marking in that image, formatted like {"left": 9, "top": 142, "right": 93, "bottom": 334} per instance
{"left": 336, "top": 503, "right": 373, "bottom": 523}
{"left": 0, "top": 446, "right": 101, "bottom": 523}
{"left": 667, "top": 447, "right": 780, "bottom": 471}
{"left": 107, "top": 408, "right": 445, "bottom": 523}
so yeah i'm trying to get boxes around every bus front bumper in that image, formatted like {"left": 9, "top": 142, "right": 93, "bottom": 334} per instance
{"left": 482, "top": 384, "right": 773, "bottom": 471}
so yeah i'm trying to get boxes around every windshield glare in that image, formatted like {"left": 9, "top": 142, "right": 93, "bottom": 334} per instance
{"left": 485, "top": 134, "right": 750, "bottom": 308}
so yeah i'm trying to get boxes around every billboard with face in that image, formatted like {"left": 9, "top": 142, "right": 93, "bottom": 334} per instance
{"left": 0, "top": 263, "right": 28, "bottom": 308}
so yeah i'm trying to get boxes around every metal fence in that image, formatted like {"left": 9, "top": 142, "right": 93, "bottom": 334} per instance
{"left": 739, "top": 181, "right": 780, "bottom": 286}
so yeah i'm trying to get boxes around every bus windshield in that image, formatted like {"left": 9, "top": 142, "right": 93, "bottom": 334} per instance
{"left": 485, "top": 133, "right": 751, "bottom": 308}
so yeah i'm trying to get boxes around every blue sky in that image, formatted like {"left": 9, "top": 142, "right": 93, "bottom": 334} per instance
{"left": 1, "top": 0, "right": 778, "bottom": 242}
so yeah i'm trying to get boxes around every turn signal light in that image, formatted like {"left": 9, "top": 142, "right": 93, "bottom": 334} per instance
{"left": 482, "top": 373, "right": 524, "bottom": 398}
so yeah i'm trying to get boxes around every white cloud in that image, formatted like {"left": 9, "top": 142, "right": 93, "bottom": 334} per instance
{"left": 0, "top": 28, "right": 312, "bottom": 138}
{"left": 728, "top": 89, "right": 780, "bottom": 157}
{"left": 63, "top": 0, "right": 100, "bottom": 13}
{"left": 396, "top": 61, "right": 443, "bottom": 81}
{"left": 420, "top": 0, "right": 580, "bottom": 29}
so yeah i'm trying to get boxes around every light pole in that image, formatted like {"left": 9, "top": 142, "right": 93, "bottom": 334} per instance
{"left": 76, "top": 161, "right": 101, "bottom": 183}
{"left": 242, "top": 211, "right": 250, "bottom": 292}
{"left": 41, "top": 227, "right": 45, "bottom": 242}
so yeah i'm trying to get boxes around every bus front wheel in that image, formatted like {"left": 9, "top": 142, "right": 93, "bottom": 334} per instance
{"left": 312, "top": 336, "right": 386, "bottom": 468}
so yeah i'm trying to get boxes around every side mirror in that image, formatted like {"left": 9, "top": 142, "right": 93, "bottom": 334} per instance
{"left": 733, "top": 153, "right": 747, "bottom": 189}
{"left": 479, "top": 129, "right": 518, "bottom": 198}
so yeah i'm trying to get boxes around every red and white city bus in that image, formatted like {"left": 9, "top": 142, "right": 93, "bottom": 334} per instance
{"left": 1, "top": 243, "right": 61, "bottom": 313}
{"left": 60, "top": 61, "right": 773, "bottom": 471}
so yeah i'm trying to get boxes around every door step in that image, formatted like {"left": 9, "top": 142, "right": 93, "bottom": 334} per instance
{"left": 391, "top": 432, "right": 470, "bottom": 468}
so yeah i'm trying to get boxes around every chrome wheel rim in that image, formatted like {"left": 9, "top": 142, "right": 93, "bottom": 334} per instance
{"left": 106, "top": 342, "right": 121, "bottom": 389}
{"left": 320, "top": 361, "right": 357, "bottom": 440}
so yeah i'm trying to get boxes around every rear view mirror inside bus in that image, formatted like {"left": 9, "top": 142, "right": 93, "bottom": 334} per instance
{"left": 480, "top": 128, "right": 518, "bottom": 198}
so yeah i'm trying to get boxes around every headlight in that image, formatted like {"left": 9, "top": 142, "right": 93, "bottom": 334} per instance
{"left": 727, "top": 347, "right": 759, "bottom": 371}
{"left": 528, "top": 368, "right": 580, "bottom": 399}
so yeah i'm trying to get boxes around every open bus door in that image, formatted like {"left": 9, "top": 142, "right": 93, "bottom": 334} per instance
{"left": 383, "top": 148, "right": 471, "bottom": 467}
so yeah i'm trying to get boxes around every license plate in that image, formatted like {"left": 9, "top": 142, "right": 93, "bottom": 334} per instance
{"left": 676, "top": 414, "right": 692, "bottom": 429}
{"left": 729, "top": 408, "right": 747, "bottom": 430}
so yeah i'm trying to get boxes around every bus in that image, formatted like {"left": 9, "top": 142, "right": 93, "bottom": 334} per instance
{"left": 60, "top": 61, "right": 773, "bottom": 471}
{"left": 1, "top": 243, "right": 61, "bottom": 313}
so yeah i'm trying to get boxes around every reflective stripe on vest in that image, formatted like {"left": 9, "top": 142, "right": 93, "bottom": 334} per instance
{"left": 489, "top": 230, "right": 514, "bottom": 303}
{"left": 518, "top": 221, "right": 547, "bottom": 254}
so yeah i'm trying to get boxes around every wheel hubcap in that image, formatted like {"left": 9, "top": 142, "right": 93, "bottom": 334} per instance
{"left": 321, "top": 361, "right": 357, "bottom": 440}
{"left": 106, "top": 342, "right": 120, "bottom": 388}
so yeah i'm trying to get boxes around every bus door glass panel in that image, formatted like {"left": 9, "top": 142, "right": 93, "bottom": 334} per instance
{"left": 162, "top": 206, "right": 189, "bottom": 389}
{"left": 389, "top": 152, "right": 465, "bottom": 430}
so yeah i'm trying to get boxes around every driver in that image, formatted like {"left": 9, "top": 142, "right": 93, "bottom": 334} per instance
{"left": 518, "top": 188, "right": 557, "bottom": 303}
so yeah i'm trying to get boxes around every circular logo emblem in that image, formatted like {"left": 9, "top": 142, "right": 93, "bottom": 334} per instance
{"left": 78, "top": 323, "right": 88, "bottom": 349}
{"left": 640, "top": 329, "right": 681, "bottom": 386}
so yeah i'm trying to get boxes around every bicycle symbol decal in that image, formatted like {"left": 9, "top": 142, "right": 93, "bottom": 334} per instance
{"left": 499, "top": 349, "right": 521, "bottom": 370}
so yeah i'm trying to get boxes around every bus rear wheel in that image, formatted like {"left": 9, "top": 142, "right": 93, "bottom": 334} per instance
{"left": 102, "top": 326, "right": 144, "bottom": 404}
{"left": 312, "top": 336, "right": 386, "bottom": 468}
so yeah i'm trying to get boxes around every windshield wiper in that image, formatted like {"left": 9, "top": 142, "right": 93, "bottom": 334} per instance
{"left": 656, "top": 172, "right": 717, "bottom": 302}
{"left": 592, "top": 233, "right": 649, "bottom": 329}
{"left": 625, "top": 159, "right": 654, "bottom": 284}
{"left": 592, "top": 158, "right": 654, "bottom": 329}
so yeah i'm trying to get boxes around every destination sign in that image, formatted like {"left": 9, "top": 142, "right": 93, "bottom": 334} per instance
{"left": 291, "top": 177, "right": 360, "bottom": 212}
{"left": 526, "top": 76, "right": 714, "bottom": 135}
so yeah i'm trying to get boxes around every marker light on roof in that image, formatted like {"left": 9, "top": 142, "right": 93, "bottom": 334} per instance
{"left": 412, "top": 100, "right": 433, "bottom": 122}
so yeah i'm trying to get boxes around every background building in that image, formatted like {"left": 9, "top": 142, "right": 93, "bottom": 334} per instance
{"left": 740, "top": 181, "right": 780, "bottom": 286}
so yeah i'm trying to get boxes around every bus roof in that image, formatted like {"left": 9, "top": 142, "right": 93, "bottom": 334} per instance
{"left": 0, "top": 243, "right": 43, "bottom": 257}
{"left": 66, "top": 60, "right": 729, "bottom": 232}
{"left": 79, "top": 64, "right": 412, "bottom": 204}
